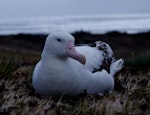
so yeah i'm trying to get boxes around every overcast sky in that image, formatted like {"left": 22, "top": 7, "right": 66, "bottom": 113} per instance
{"left": 0, "top": 0, "right": 150, "bottom": 19}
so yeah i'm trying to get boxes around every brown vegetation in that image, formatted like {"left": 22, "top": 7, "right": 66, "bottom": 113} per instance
{"left": 0, "top": 31, "right": 150, "bottom": 114}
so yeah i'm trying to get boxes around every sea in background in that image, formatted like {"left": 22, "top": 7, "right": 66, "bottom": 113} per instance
{"left": 0, "top": 13, "right": 150, "bottom": 35}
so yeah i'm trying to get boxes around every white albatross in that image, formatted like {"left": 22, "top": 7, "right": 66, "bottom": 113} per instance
{"left": 32, "top": 31, "right": 124, "bottom": 96}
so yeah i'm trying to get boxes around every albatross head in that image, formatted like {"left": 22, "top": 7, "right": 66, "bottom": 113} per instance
{"left": 42, "top": 31, "right": 86, "bottom": 65}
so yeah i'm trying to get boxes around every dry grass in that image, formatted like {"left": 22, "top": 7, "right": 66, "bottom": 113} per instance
{"left": 0, "top": 53, "right": 150, "bottom": 115}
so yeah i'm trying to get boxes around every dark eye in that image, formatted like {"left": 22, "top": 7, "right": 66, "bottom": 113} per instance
{"left": 56, "top": 38, "right": 62, "bottom": 42}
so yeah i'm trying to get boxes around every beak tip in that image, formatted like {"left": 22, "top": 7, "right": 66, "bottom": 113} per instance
{"left": 81, "top": 55, "right": 86, "bottom": 65}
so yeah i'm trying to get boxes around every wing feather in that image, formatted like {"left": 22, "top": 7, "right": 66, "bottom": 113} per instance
{"left": 75, "top": 41, "right": 113, "bottom": 73}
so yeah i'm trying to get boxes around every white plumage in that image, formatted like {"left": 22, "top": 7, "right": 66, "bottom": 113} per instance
{"left": 32, "top": 31, "right": 123, "bottom": 96}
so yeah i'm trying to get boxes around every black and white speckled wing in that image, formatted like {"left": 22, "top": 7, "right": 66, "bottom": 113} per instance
{"left": 75, "top": 41, "right": 113, "bottom": 73}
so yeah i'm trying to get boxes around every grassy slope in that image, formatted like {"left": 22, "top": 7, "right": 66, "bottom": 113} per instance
{"left": 0, "top": 32, "right": 150, "bottom": 114}
{"left": 0, "top": 53, "right": 150, "bottom": 115}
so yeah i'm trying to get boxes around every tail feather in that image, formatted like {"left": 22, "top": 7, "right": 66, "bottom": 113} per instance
{"left": 110, "top": 58, "right": 124, "bottom": 77}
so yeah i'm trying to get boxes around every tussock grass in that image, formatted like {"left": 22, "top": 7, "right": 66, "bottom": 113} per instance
{"left": 0, "top": 56, "right": 150, "bottom": 115}
{"left": 125, "top": 54, "right": 150, "bottom": 68}
{"left": 0, "top": 58, "right": 19, "bottom": 78}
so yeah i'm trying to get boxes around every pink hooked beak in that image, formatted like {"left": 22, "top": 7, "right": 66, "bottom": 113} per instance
{"left": 66, "top": 41, "right": 86, "bottom": 65}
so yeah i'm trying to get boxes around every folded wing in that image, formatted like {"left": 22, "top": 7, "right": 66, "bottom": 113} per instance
{"left": 75, "top": 41, "right": 113, "bottom": 73}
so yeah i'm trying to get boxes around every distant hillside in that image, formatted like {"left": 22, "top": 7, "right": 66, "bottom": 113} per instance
{"left": 0, "top": 31, "right": 150, "bottom": 58}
